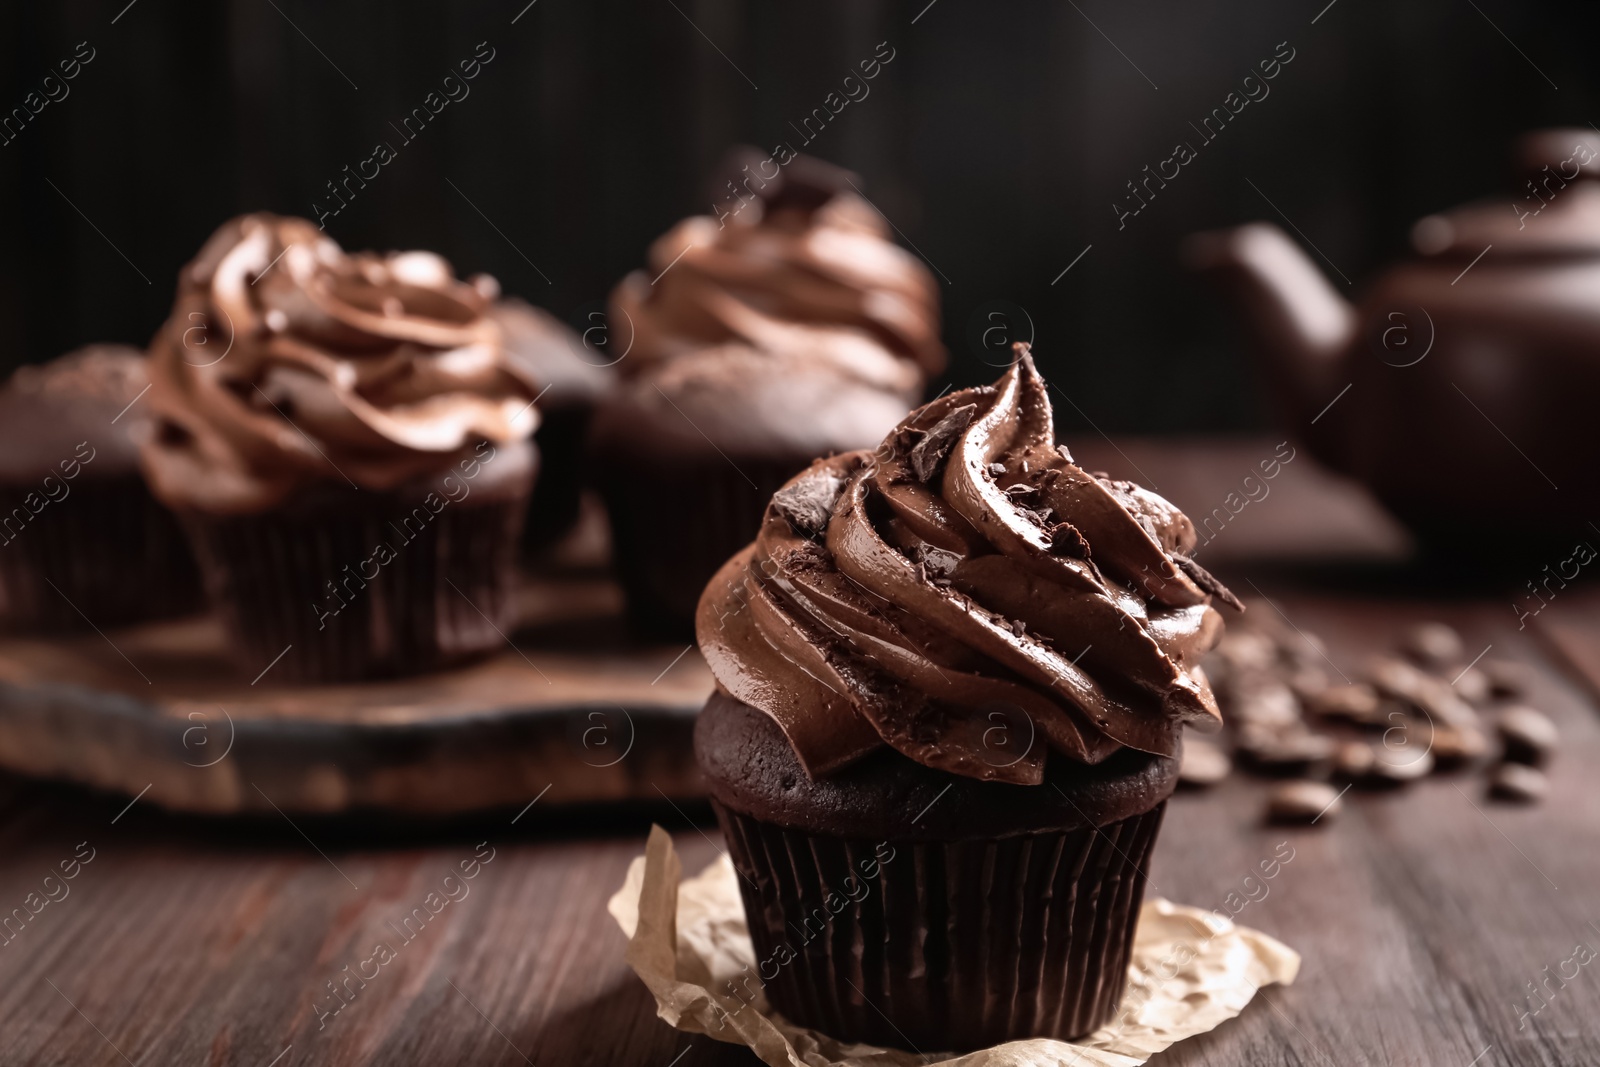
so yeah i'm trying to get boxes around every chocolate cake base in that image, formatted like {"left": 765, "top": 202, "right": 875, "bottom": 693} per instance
{"left": 182, "top": 443, "right": 535, "bottom": 684}
{"left": 0, "top": 474, "right": 201, "bottom": 631}
{"left": 586, "top": 362, "right": 915, "bottom": 641}
{"left": 695, "top": 692, "right": 1177, "bottom": 1050}
{"left": 715, "top": 800, "right": 1163, "bottom": 1050}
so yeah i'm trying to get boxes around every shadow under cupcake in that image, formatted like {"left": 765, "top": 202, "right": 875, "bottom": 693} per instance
{"left": 140, "top": 214, "right": 541, "bottom": 684}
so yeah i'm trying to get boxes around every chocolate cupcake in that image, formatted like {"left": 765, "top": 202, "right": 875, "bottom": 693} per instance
{"left": 0, "top": 345, "right": 201, "bottom": 630}
{"left": 489, "top": 296, "right": 614, "bottom": 551}
{"left": 141, "top": 214, "right": 540, "bottom": 683}
{"left": 694, "top": 349, "right": 1236, "bottom": 1050}
{"left": 591, "top": 153, "right": 945, "bottom": 638}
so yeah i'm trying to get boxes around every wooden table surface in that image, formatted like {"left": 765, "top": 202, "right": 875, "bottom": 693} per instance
{"left": 3, "top": 439, "right": 1598, "bottom": 1067}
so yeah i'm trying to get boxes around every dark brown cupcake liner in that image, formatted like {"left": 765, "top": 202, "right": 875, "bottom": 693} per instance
{"left": 0, "top": 474, "right": 202, "bottom": 631}
{"left": 712, "top": 799, "right": 1167, "bottom": 1052}
{"left": 596, "top": 452, "right": 802, "bottom": 640}
{"left": 183, "top": 487, "right": 528, "bottom": 684}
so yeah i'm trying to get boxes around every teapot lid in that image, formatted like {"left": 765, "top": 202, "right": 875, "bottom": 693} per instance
{"left": 1410, "top": 129, "right": 1600, "bottom": 257}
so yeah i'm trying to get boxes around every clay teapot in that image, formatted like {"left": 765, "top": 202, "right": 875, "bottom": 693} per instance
{"left": 1187, "top": 129, "right": 1600, "bottom": 555}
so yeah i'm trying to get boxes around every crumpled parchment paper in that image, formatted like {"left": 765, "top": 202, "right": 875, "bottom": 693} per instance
{"left": 608, "top": 826, "right": 1301, "bottom": 1067}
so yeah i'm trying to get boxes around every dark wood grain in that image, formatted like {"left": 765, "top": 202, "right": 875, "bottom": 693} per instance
{"left": 0, "top": 440, "right": 1596, "bottom": 1067}
{"left": 0, "top": 566, "right": 712, "bottom": 816}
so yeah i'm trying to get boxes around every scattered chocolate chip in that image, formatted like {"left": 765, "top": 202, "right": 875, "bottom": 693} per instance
{"left": 1368, "top": 741, "right": 1434, "bottom": 784}
{"left": 1216, "top": 631, "right": 1278, "bottom": 673}
{"left": 1009, "top": 619, "right": 1027, "bottom": 637}
{"left": 1370, "top": 655, "right": 1426, "bottom": 700}
{"left": 987, "top": 462, "right": 1006, "bottom": 478}
{"left": 1237, "top": 729, "right": 1336, "bottom": 778}
{"left": 1281, "top": 631, "right": 1330, "bottom": 672}
{"left": 1307, "top": 683, "right": 1384, "bottom": 726}
{"left": 908, "top": 404, "right": 977, "bottom": 483}
{"left": 1267, "top": 780, "right": 1342, "bottom": 825}
{"left": 1430, "top": 724, "right": 1491, "bottom": 765}
{"left": 1334, "top": 740, "right": 1377, "bottom": 779}
{"left": 1179, "top": 737, "right": 1232, "bottom": 788}
{"left": 1369, "top": 656, "right": 1477, "bottom": 727}
{"left": 1452, "top": 666, "right": 1492, "bottom": 706}
{"left": 1003, "top": 482, "right": 1038, "bottom": 499}
{"left": 1402, "top": 622, "right": 1465, "bottom": 668}
{"left": 1171, "top": 553, "right": 1244, "bottom": 611}
{"left": 1483, "top": 660, "right": 1532, "bottom": 699}
{"left": 1229, "top": 677, "right": 1302, "bottom": 727}
{"left": 1496, "top": 705, "right": 1558, "bottom": 766}
{"left": 1488, "top": 762, "right": 1548, "bottom": 803}
{"left": 769, "top": 469, "right": 846, "bottom": 539}
{"left": 1288, "top": 667, "right": 1331, "bottom": 702}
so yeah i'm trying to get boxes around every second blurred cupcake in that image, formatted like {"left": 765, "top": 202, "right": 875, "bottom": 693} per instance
{"left": 0, "top": 345, "right": 201, "bottom": 630}
{"left": 141, "top": 214, "right": 541, "bottom": 683}
{"left": 591, "top": 152, "right": 945, "bottom": 638}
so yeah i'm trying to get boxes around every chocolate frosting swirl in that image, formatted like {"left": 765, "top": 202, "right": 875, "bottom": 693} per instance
{"left": 609, "top": 156, "right": 945, "bottom": 402}
{"left": 696, "top": 348, "right": 1236, "bottom": 785}
{"left": 142, "top": 214, "right": 539, "bottom": 514}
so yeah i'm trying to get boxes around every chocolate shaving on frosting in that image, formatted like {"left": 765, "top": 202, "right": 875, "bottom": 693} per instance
{"left": 696, "top": 347, "right": 1234, "bottom": 787}
{"left": 908, "top": 403, "right": 976, "bottom": 483}
{"left": 770, "top": 467, "right": 846, "bottom": 539}
{"left": 1173, "top": 553, "right": 1244, "bottom": 611}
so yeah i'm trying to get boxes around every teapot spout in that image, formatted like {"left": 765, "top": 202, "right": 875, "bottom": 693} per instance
{"left": 1184, "top": 223, "right": 1356, "bottom": 432}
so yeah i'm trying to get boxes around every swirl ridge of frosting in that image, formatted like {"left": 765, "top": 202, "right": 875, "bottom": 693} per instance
{"left": 142, "top": 213, "right": 539, "bottom": 513}
{"left": 696, "top": 348, "right": 1237, "bottom": 785}
{"left": 609, "top": 157, "right": 945, "bottom": 402}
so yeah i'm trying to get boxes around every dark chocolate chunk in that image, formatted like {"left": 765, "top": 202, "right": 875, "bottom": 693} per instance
{"left": 1047, "top": 522, "right": 1091, "bottom": 558}
{"left": 1266, "top": 780, "right": 1341, "bottom": 825}
{"left": 1496, "top": 705, "right": 1557, "bottom": 766}
{"left": 911, "top": 544, "right": 963, "bottom": 581}
{"left": 770, "top": 468, "right": 846, "bottom": 539}
{"left": 1483, "top": 660, "right": 1532, "bottom": 698}
{"left": 1179, "top": 738, "right": 1231, "bottom": 787}
{"left": 1402, "top": 622, "right": 1465, "bottom": 668}
{"left": 1237, "top": 729, "right": 1336, "bottom": 778}
{"left": 987, "top": 462, "right": 1006, "bottom": 478}
{"left": 1488, "top": 762, "right": 1548, "bottom": 803}
{"left": 1172, "top": 553, "right": 1244, "bottom": 611}
{"left": 1307, "top": 683, "right": 1384, "bottom": 726}
{"left": 909, "top": 404, "right": 977, "bottom": 484}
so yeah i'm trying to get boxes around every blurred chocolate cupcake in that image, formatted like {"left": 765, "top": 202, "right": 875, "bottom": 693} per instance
{"left": 695, "top": 350, "right": 1234, "bottom": 1050}
{"left": 141, "top": 214, "right": 540, "bottom": 683}
{"left": 0, "top": 345, "right": 201, "bottom": 630}
{"left": 592, "top": 152, "right": 945, "bottom": 637}
{"left": 489, "top": 296, "right": 614, "bottom": 551}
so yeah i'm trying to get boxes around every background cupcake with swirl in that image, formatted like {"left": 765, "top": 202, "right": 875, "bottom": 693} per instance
{"left": 141, "top": 214, "right": 541, "bottom": 683}
{"left": 589, "top": 151, "right": 946, "bottom": 638}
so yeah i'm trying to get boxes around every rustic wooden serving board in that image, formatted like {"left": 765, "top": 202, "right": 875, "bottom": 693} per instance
{"left": 0, "top": 566, "right": 712, "bottom": 817}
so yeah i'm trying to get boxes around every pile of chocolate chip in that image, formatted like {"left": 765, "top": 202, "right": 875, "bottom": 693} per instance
{"left": 1188, "top": 606, "right": 1557, "bottom": 826}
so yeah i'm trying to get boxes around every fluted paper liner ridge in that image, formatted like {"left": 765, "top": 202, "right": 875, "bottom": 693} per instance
{"left": 609, "top": 827, "right": 1300, "bottom": 1067}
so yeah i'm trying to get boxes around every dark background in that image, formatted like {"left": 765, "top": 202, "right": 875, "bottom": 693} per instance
{"left": 1, "top": 0, "right": 1593, "bottom": 432}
